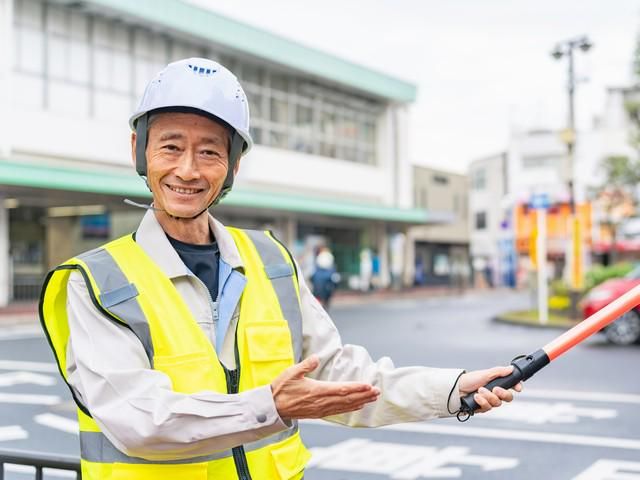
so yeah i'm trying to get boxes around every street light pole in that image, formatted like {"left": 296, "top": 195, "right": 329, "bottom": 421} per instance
{"left": 551, "top": 35, "right": 593, "bottom": 318}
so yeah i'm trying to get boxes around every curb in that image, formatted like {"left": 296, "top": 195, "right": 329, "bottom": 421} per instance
{"left": 493, "top": 315, "right": 578, "bottom": 330}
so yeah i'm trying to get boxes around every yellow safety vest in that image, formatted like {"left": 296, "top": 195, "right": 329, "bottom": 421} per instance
{"left": 39, "top": 227, "right": 311, "bottom": 480}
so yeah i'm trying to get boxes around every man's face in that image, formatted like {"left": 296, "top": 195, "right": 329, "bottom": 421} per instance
{"left": 136, "top": 112, "right": 232, "bottom": 218}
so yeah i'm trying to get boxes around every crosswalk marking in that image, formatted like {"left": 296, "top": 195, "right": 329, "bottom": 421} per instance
{"left": 302, "top": 419, "right": 640, "bottom": 451}
{"left": 0, "top": 360, "right": 58, "bottom": 373}
{"left": 4, "top": 464, "right": 76, "bottom": 478}
{"left": 34, "top": 413, "right": 78, "bottom": 434}
{"left": 0, "top": 393, "right": 61, "bottom": 405}
{"left": 0, "top": 425, "right": 28, "bottom": 442}
{"left": 485, "top": 400, "right": 617, "bottom": 424}
{"left": 0, "top": 371, "right": 57, "bottom": 387}
{"left": 523, "top": 389, "right": 640, "bottom": 405}
{"left": 573, "top": 459, "right": 640, "bottom": 479}
{"left": 308, "top": 438, "right": 518, "bottom": 478}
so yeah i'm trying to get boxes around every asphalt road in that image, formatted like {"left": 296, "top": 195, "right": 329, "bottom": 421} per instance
{"left": 0, "top": 289, "right": 639, "bottom": 479}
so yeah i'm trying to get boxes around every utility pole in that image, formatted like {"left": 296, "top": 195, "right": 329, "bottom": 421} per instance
{"left": 551, "top": 35, "right": 593, "bottom": 318}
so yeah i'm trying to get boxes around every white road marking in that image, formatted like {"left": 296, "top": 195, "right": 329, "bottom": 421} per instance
{"left": 0, "top": 425, "right": 29, "bottom": 442}
{"left": 484, "top": 400, "right": 617, "bottom": 424}
{"left": 0, "top": 371, "right": 57, "bottom": 387}
{"left": 523, "top": 388, "right": 640, "bottom": 405}
{"left": 308, "top": 438, "right": 518, "bottom": 479}
{"left": 0, "top": 325, "right": 42, "bottom": 340}
{"left": 34, "top": 413, "right": 78, "bottom": 434}
{"left": 302, "top": 419, "right": 640, "bottom": 451}
{"left": 0, "top": 360, "right": 58, "bottom": 373}
{"left": 573, "top": 459, "right": 640, "bottom": 479}
{"left": 4, "top": 464, "right": 77, "bottom": 478}
{"left": 0, "top": 393, "right": 61, "bottom": 405}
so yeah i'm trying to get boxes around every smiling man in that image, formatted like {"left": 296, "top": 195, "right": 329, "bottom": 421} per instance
{"left": 40, "top": 58, "right": 520, "bottom": 480}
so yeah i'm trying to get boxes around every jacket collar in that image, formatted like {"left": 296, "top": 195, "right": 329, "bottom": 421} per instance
{"left": 135, "top": 210, "right": 243, "bottom": 279}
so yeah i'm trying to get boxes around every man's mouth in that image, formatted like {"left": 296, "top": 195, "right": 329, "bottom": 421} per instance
{"left": 166, "top": 185, "right": 204, "bottom": 195}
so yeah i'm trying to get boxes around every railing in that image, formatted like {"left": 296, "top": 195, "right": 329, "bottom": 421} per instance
{"left": 0, "top": 448, "right": 80, "bottom": 480}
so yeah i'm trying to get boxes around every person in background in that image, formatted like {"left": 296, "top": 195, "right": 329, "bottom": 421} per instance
{"left": 310, "top": 247, "right": 340, "bottom": 309}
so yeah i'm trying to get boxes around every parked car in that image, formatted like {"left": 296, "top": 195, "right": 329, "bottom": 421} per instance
{"left": 581, "top": 265, "right": 640, "bottom": 345}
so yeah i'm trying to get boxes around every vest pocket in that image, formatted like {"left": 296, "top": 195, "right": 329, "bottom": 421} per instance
{"left": 245, "top": 323, "right": 294, "bottom": 387}
{"left": 269, "top": 434, "right": 311, "bottom": 479}
{"left": 111, "top": 461, "right": 207, "bottom": 480}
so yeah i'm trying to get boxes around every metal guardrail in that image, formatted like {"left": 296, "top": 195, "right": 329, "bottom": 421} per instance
{"left": 0, "top": 448, "right": 80, "bottom": 479}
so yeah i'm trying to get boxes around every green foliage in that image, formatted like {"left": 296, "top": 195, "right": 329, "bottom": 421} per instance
{"left": 550, "top": 278, "right": 570, "bottom": 296}
{"left": 584, "top": 262, "right": 634, "bottom": 291}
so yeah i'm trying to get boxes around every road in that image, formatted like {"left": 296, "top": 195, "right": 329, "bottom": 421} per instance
{"left": 0, "top": 289, "right": 639, "bottom": 479}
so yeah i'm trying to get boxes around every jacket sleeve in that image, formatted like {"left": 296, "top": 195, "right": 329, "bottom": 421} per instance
{"left": 65, "top": 271, "right": 288, "bottom": 461}
{"left": 297, "top": 273, "right": 465, "bottom": 426}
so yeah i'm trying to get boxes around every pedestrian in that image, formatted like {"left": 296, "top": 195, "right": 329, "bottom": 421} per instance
{"left": 40, "top": 58, "right": 520, "bottom": 480}
{"left": 310, "top": 247, "right": 340, "bottom": 309}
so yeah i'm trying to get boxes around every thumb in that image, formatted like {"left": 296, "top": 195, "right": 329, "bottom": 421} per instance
{"left": 293, "top": 355, "right": 319, "bottom": 378}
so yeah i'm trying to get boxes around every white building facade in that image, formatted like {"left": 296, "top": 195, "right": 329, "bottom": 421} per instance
{"left": 0, "top": 0, "right": 431, "bottom": 305}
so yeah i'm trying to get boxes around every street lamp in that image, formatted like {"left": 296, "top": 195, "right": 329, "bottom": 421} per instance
{"left": 551, "top": 35, "right": 593, "bottom": 318}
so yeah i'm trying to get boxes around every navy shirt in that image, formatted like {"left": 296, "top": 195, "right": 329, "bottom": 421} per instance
{"left": 166, "top": 234, "right": 220, "bottom": 302}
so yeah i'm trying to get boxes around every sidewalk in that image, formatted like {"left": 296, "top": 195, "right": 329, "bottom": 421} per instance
{"left": 0, "top": 301, "right": 39, "bottom": 327}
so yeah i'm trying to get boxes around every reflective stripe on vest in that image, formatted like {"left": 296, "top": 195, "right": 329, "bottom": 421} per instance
{"left": 39, "top": 229, "right": 310, "bottom": 480}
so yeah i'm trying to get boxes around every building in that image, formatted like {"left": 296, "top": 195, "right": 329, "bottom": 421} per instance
{"left": 0, "top": 0, "right": 441, "bottom": 306}
{"left": 468, "top": 86, "right": 640, "bottom": 287}
{"left": 406, "top": 165, "right": 470, "bottom": 288}
{"left": 467, "top": 152, "right": 511, "bottom": 287}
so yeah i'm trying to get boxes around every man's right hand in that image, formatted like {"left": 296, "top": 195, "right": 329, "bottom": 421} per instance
{"left": 271, "top": 355, "right": 380, "bottom": 420}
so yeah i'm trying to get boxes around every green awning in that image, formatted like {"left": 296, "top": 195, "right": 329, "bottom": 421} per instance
{"left": 0, "top": 160, "right": 429, "bottom": 223}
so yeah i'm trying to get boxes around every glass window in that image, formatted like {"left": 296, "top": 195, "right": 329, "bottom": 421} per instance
{"left": 69, "top": 11, "right": 88, "bottom": 41}
{"left": 475, "top": 212, "right": 487, "bottom": 230}
{"left": 47, "top": 35, "right": 68, "bottom": 79}
{"left": 15, "top": 26, "right": 44, "bottom": 74}
{"left": 69, "top": 40, "right": 90, "bottom": 83}
{"left": 15, "top": 0, "right": 43, "bottom": 29}
{"left": 46, "top": 5, "right": 67, "bottom": 35}
{"left": 270, "top": 97, "right": 288, "bottom": 124}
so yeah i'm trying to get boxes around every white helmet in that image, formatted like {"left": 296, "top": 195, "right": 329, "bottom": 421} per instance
{"left": 130, "top": 58, "right": 253, "bottom": 204}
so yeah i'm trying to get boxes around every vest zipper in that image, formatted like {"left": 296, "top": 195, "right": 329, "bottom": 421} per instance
{"left": 224, "top": 326, "right": 252, "bottom": 480}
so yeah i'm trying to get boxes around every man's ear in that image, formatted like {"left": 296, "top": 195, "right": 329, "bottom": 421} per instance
{"left": 233, "top": 156, "right": 242, "bottom": 175}
{"left": 130, "top": 132, "right": 137, "bottom": 169}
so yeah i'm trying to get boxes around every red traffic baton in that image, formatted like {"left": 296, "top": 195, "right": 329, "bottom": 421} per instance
{"left": 460, "top": 283, "right": 640, "bottom": 417}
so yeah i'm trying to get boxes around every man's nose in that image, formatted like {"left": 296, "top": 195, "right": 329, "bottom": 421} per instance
{"left": 175, "top": 152, "right": 200, "bottom": 180}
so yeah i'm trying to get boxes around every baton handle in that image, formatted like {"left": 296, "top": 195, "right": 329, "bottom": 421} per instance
{"left": 460, "top": 349, "right": 550, "bottom": 414}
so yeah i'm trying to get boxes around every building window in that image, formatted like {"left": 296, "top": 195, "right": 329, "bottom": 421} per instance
{"left": 12, "top": 0, "right": 381, "bottom": 163}
{"left": 475, "top": 211, "right": 487, "bottom": 230}
{"left": 433, "top": 174, "right": 449, "bottom": 185}
{"left": 471, "top": 168, "right": 486, "bottom": 190}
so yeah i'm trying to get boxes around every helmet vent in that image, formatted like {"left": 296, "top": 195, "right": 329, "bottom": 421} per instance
{"left": 187, "top": 64, "right": 217, "bottom": 76}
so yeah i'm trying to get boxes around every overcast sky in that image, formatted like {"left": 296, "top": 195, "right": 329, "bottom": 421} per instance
{"left": 187, "top": 0, "right": 639, "bottom": 173}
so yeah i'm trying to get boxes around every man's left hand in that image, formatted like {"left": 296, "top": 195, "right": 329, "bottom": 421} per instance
{"left": 458, "top": 366, "right": 523, "bottom": 413}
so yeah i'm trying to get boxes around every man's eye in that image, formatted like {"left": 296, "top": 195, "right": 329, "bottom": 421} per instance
{"left": 163, "top": 144, "right": 180, "bottom": 151}
{"left": 202, "top": 150, "right": 221, "bottom": 157}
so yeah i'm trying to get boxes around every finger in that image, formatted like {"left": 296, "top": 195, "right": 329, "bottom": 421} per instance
{"left": 479, "top": 387, "right": 502, "bottom": 408}
{"left": 514, "top": 382, "right": 524, "bottom": 392}
{"left": 294, "top": 355, "right": 320, "bottom": 378}
{"left": 473, "top": 392, "right": 491, "bottom": 412}
{"left": 492, "top": 387, "right": 514, "bottom": 402}
{"left": 318, "top": 381, "right": 377, "bottom": 396}
{"left": 487, "top": 365, "right": 515, "bottom": 381}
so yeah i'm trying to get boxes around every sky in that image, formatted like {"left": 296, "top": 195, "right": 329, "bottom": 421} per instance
{"left": 187, "top": 0, "right": 640, "bottom": 173}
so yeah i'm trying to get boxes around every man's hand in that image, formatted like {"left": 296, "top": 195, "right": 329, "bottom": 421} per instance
{"left": 458, "top": 366, "right": 523, "bottom": 413}
{"left": 271, "top": 355, "right": 380, "bottom": 420}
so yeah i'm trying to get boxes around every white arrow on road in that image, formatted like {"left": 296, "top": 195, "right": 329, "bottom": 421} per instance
{"left": 0, "top": 371, "right": 57, "bottom": 387}
{"left": 308, "top": 438, "right": 518, "bottom": 479}
{"left": 0, "top": 425, "right": 29, "bottom": 442}
{"left": 573, "top": 459, "right": 640, "bottom": 479}
{"left": 485, "top": 401, "right": 617, "bottom": 424}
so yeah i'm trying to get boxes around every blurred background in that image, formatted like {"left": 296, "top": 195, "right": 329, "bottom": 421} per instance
{"left": 1, "top": 2, "right": 640, "bottom": 478}
{"left": 0, "top": 0, "right": 639, "bottom": 319}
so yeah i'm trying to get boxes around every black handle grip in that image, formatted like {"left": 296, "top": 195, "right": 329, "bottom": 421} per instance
{"left": 459, "top": 348, "right": 550, "bottom": 415}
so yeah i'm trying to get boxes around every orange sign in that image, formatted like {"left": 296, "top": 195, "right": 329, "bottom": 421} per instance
{"left": 515, "top": 202, "right": 591, "bottom": 255}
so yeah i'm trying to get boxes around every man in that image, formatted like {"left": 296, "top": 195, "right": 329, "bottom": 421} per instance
{"left": 40, "top": 58, "right": 520, "bottom": 480}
